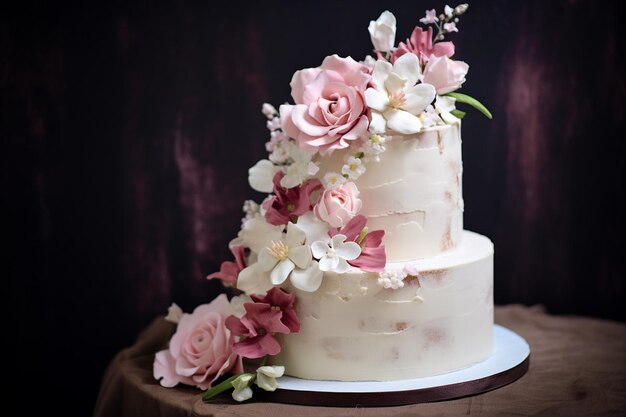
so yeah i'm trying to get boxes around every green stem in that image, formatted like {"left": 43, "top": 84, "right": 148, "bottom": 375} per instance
{"left": 202, "top": 374, "right": 240, "bottom": 401}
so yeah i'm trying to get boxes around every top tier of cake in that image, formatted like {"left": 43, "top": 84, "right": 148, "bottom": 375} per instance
{"left": 316, "top": 123, "right": 463, "bottom": 261}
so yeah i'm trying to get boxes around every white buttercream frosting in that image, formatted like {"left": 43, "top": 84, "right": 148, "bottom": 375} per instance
{"left": 316, "top": 123, "right": 463, "bottom": 261}
{"left": 274, "top": 231, "right": 493, "bottom": 381}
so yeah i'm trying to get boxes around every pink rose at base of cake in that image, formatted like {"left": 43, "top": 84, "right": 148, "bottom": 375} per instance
{"left": 153, "top": 3, "right": 495, "bottom": 402}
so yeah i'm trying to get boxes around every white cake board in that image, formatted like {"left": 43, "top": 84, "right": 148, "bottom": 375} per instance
{"left": 260, "top": 325, "right": 530, "bottom": 406}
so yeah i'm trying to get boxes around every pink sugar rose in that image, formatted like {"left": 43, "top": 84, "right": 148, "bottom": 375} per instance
{"left": 422, "top": 55, "right": 469, "bottom": 95}
{"left": 314, "top": 182, "right": 362, "bottom": 228}
{"left": 392, "top": 26, "right": 455, "bottom": 64}
{"left": 330, "top": 214, "right": 386, "bottom": 272}
{"left": 153, "top": 294, "right": 243, "bottom": 390}
{"left": 280, "top": 55, "right": 371, "bottom": 155}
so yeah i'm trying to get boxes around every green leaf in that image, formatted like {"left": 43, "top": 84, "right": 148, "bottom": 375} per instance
{"left": 450, "top": 109, "right": 466, "bottom": 119}
{"left": 445, "top": 92, "right": 493, "bottom": 119}
{"left": 202, "top": 374, "right": 240, "bottom": 401}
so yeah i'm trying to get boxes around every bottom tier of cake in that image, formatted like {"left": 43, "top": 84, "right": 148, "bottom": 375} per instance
{"left": 274, "top": 230, "right": 494, "bottom": 381}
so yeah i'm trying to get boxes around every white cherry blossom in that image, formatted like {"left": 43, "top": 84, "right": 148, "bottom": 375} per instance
{"left": 311, "top": 234, "right": 361, "bottom": 273}
{"left": 420, "top": 9, "right": 439, "bottom": 24}
{"left": 365, "top": 53, "right": 436, "bottom": 135}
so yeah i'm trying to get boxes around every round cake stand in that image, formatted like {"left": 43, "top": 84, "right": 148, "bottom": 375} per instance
{"left": 260, "top": 325, "right": 530, "bottom": 407}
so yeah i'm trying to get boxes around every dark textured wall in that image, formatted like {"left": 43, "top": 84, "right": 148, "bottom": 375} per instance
{"left": 3, "top": 0, "right": 624, "bottom": 414}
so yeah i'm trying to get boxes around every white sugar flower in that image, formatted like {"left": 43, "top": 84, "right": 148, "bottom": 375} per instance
{"left": 444, "top": 5, "right": 454, "bottom": 17}
{"left": 368, "top": 10, "right": 396, "bottom": 53}
{"left": 238, "top": 217, "right": 284, "bottom": 255}
{"left": 266, "top": 117, "right": 281, "bottom": 131}
{"left": 365, "top": 53, "right": 436, "bottom": 135}
{"left": 164, "top": 303, "right": 183, "bottom": 324}
{"left": 255, "top": 366, "right": 285, "bottom": 392}
{"left": 296, "top": 212, "right": 331, "bottom": 245}
{"left": 435, "top": 95, "right": 460, "bottom": 124}
{"left": 238, "top": 222, "right": 324, "bottom": 293}
{"left": 279, "top": 141, "right": 319, "bottom": 189}
{"left": 311, "top": 234, "right": 361, "bottom": 273}
{"left": 378, "top": 270, "right": 408, "bottom": 289}
{"left": 444, "top": 21, "right": 458, "bottom": 33}
{"left": 248, "top": 159, "right": 280, "bottom": 193}
{"left": 323, "top": 172, "right": 346, "bottom": 190}
{"left": 231, "top": 373, "right": 254, "bottom": 402}
{"left": 262, "top": 103, "right": 277, "bottom": 119}
{"left": 342, "top": 155, "right": 366, "bottom": 180}
{"left": 420, "top": 9, "right": 439, "bottom": 24}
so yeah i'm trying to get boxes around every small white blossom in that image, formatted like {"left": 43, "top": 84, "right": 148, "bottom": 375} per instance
{"left": 266, "top": 131, "right": 288, "bottom": 152}
{"left": 444, "top": 5, "right": 454, "bottom": 17}
{"left": 279, "top": 142, "right": 317, "bottom": 188}
{"left": 378, "top": 270, "right": 408, "bottom": 289}
{"left": 342, "top": 155, "right": 366, "bottom": 180}
{"left": 255, "top": 366, "right": 285, "bottom": 391}
{"left": 269, "top": 139, "right": 291, "bottom": 164}
{"left": 360, "top": 134, "right": 387, "bottom": 162}
{"left": 281, "top": 161, "right": 311, "bottom": 188}
{"left": 444, "top": 22, "right": 458, "bottom": 33}
{"left": 266, "top": 117, "right": 281, "bottom": 131}
{"left": 262, "top": 103, "right": 277, "bottom": 119}
{"left": 311, "top": 234, "right": 361, "bottom": 274}
{"left": 420, "top": 9, "right": 439, "bottom": 24}
{"left": 242, "top": 199, "right": 260, "bottom": 222}
{"left": 231, "top": 373, "right": 254, "bottom": 402}
{"left": 164, "top": 303, "right": 183, "bottom": 324}
{"left": 323, "top": 172, "right": 346, "bottom": 190}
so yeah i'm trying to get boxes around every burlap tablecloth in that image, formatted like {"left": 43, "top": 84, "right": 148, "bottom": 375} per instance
{"left": 94, "top": 305, "right": 626, "bottom": 416}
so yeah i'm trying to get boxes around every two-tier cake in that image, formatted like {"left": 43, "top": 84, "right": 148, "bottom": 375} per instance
{"left": 154, "top": 4, "right": 494, "bottom": 401}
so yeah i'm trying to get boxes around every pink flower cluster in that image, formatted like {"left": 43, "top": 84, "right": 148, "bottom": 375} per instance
{"left": 226, "top": 288, "right": 300, "bottom": 358}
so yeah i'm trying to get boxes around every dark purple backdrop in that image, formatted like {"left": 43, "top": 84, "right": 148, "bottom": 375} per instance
{"left": 3, "top": 0, "right": 625, "bottom": 415}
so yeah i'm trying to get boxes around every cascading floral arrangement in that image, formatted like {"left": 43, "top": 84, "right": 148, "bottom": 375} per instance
{"left": 153, "top": 4, "right": 490, "bottom": 402}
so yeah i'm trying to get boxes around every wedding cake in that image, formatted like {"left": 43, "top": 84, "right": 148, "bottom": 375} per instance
{"left": 154, "top": 4, "right": 494, "bottom": 401}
